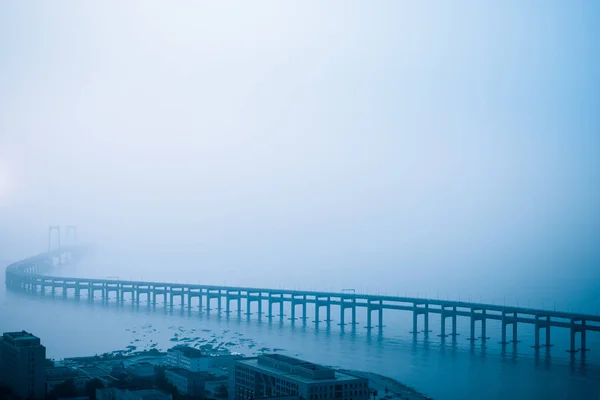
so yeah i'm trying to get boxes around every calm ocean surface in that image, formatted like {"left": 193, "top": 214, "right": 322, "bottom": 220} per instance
{"left": 1, "top": 255, "right": 600, "bottom": 400}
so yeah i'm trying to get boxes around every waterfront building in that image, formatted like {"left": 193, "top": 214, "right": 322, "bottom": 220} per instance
{"left": 229, "top": 354, "right": 369, "bottom": 400}
{"left": 0, "top": 331, "right": 47, "bottom": 399}
{"left": 167, "top": 346, "right": 211, "bottom": 372}
{"left": 164, "top": 368, "right": 206, "bottom": 396}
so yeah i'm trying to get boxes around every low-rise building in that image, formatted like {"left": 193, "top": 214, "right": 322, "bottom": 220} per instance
{"left": 164, "top": 368, "right": 206, "bottom": 397}
{"left": 229, "top": 355, "right": 369, "bottom": 400}
{"left": 167, "top": 346, "right": 211, "bottom": 372}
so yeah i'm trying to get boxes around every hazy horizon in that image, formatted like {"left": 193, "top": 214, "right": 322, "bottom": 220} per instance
{"left": 1, "top": 2, "right": 599, "bottom": 313}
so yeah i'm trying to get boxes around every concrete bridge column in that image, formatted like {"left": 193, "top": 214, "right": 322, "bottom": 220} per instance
{"left": 75, "top": 283, "right": 80, "bottom": 298}
{"left": 340, "top": 302, "right": 345, "bottom": 325}
{"left": 511, "top": 312, "right": 519, "bottom": 343}
{"left": 258, "top": 295, "right": 263, "bottom": 317}
{"left": 226, "top": 293, "right": 231, "bottom": 314}
{"left": 581, "top": 322, "right": 588, "bottom": 355}
{"left": 367, "top": 302, "right": 372, "bottom": 329}
{"left": 279, "top": 300, "right": 284, "bottom": 318}
{"left": 291, "top": 300, "right": 296, "bottom": 320}
{"left": 534, "top": 315, "right": 541, "bottom": 349}
{"left": 452, "top": 307, "right": 457, "bottom": 339}
{"left": 315, "top": 301, "right": 320, "bottom": 322}
{"left": 440, "top": 311, "right": 446, "bottom": 338}
{"left": 351, "top": 299, "right": 356, "bottom": 325}
{"left": 546, "top": 316, "right": 551, "bottom": 347}
{"left": 152, "top": 291, "right": 157, "bottom": 306}
{"left": 481, "top": 310, "right": 487, "bottom": 341}
{"left": 326, "top": 298, "right": 331, "bottom": 322}
{"left": 501, "top": 312, "right": 507, "bottom": 344}
{"left": 412, "top": 307, "right": 418, "bottom": 334}
{"left": 423, "top": 304, "right": 429, "bottom": 334}
{"left": 187, "top": 289, "right": 192, "bottom": 309}
{"left": 302, "top": 295, "right": 307, "bottom": 320}
{"left": 569, "top": 323, "right": 577, "bottom": 353}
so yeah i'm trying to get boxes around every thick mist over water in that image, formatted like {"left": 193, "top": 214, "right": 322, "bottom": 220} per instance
{"left": 1, "top": 1, "right": 600, "bottom": 316}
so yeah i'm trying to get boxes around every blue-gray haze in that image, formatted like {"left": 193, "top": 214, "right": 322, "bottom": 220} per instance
{"left": 1, "top": 2, "right": 600, "bottom": 399}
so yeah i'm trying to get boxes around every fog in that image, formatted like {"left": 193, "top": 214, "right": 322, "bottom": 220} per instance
{"left": 1, "top": 2, "right": 599, "bottom": 311}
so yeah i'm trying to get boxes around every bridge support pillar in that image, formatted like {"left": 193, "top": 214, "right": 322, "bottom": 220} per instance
{"left": 302, "top": 296, "right": 307, "bottom": 320}
{"left": 258, "top": 297, "right": 263, "bottom": 318}
{"left": 469, "top": 316, "right": 476, "bottom": 342}
{"left": 481, "top": 311, "right": 487, "bottom": 341}
{"left": 412, "top": 309, "right": 418, "bottom": 334}
{"left": 569, "top": 326, "right": 577, "bottom": 353}
{"left": 511, "top": 312, "right": 519, "bottom": 343}
{"left": 546, "top": 317, "right": 551, "bottom": 347}
{"left": 451, "top": 308, "right": 457, "bottom": 340}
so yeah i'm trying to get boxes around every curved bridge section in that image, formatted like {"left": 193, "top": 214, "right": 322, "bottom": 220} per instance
{"left": 5, "top": 246, "right": 600, "bottom": 356}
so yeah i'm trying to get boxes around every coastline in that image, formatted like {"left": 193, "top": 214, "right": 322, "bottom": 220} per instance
{"left": 58, "top": 349, "right": 433, "bottom": 400}
{"left": 339, "top": 369, "right": 432, "bottom": 400}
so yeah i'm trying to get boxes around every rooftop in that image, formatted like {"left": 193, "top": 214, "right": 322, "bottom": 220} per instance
{"left": 1, "top": 331, "right": 42, "bottom": 347}
{"left": 165, "top": 367, "right": 208, "bottom": 379}
{"left": 238, "top": 357, "right": 365, "bottom": 384}
{"left": 4, "top": 331, "right": 39, "bottom": 340}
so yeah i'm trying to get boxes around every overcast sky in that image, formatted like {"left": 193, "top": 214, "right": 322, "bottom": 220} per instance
{"left": 1, "top": 1, "right": 599, "bottom": 307}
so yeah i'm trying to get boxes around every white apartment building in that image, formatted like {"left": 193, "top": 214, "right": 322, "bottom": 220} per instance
{"left": 167, "top": 346, "right": 211, "bottom": 372}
